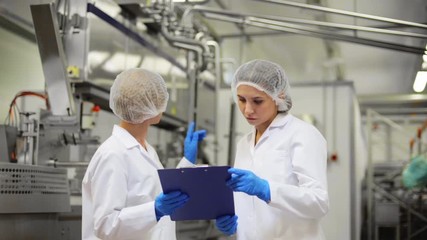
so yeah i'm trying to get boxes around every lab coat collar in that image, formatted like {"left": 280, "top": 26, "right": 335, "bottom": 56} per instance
{"left": 249, "top": 113, "right": 291, "bottom": 139}
{"left": 250, "top": 113, "right": 291, "bottom": 148}
{"left": 112, "top": 125, "right": 140, "bottom": 149}
{"left": 269, "top": 113, "right": 291, "bottom": 129}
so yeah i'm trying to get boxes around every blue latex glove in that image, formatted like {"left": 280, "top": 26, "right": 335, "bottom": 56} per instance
{"left": 226, "top": 168, "right": 271, "bottom": 202}
{"left": 184, "top": 121, "right": 207, "bottom": 164}
{"left": 155, "top": 191, "right": 189, "bottom": 221}
{"left": 215, "top": 215, "right": 238, "bottom": 236}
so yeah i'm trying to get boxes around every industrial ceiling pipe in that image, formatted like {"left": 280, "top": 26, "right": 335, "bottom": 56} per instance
{"left": 254, "top": 0, "right": 427, "bottom": 30}
{"left": 201, "top": 10, "right": 426, "bottom": 54}
{"left": 192, "top": 6, "right": 427, "bottom": 39}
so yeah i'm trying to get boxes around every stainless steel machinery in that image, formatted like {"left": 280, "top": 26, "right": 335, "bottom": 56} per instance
{"left": 1, "top": 0, "right": 222, "bottom": 239}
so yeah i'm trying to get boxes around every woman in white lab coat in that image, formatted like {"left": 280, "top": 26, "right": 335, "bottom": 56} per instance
{"left": 82, "top": 68, "right": 205, "bottom": 240}
{"left": 215, "top": 59, "right": 329, "bottom": 239}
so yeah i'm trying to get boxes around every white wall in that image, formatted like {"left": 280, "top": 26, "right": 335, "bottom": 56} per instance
{"left": 0, "top": 27, "right": 45, "bottom": 122}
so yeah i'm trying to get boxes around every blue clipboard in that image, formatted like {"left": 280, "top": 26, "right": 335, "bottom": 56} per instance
{"left": 157, "top": 166, "right": 235, "bottom": 221}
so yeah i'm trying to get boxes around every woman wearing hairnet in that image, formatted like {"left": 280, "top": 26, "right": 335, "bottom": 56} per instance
{"left": 82, "top": 68, "right": 206, "bottom": 240}
{"left": 215, "top": 59, "right": 329, "bottom": 239}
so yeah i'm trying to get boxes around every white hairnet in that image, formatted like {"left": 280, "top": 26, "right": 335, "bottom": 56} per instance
{"left": 231, "top": 59, "right": 292, "bottom": 112}
{"left": 109, "top": 68, "right": 169, "bottom": 124}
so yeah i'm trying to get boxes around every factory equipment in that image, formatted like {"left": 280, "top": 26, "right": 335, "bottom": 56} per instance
{"left": 0, "top": 89, "right": 72, "bottom": 239}
{"left": 0, "top": 163, "right": 70, "bottom": 240}
{"left": 365, "top": 109, "right": 427, "bottom": 240}
{"left": 402, "top": 121, "right": 427, "bottom": 189}
{"left": 0, "top": 125, "right": 18, "bottom": 163}
{"left": 1, "top": 0, "right": 223, "bottom": 239}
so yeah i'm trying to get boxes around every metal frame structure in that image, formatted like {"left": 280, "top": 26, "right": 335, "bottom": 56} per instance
{"left": 0, "top": 1, "right": 225, "bottom": 238}
{"left": 87, "top": 3, "right": 186, "bottom": 71}
{"left": 366, "top": 109, "right": 427, "bottom": 240}
{"left": 187, "top": 2, "right": 427, "bottom": 54}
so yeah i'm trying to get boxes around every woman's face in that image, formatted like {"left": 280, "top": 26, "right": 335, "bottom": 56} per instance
{"left": 236, "top": 84, "right": 278, "bottom": 129}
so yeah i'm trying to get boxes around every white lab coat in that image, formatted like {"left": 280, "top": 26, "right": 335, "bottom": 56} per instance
{"left": 233, "top": 113, "right": 329, "bottom": 240}
{"left": 82, "top": 125, "right": 193, "bottom": 240}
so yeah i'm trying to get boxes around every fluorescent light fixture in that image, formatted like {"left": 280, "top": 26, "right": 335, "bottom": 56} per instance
{"left": 423, "top": 55, "right": 427, "bottom": 63}
{"left": 413, "top": 71, "right": 427, "bottom": 93}
{"left": 102, "top": 52, "right": 141, "bottom": 73}
{"left": 170, "top": 66, "right": 186, "bottom": 78}
{"left": 199, "top": 70, "right": 216, "bottom": 82}
{"left": 88, "top": 51, "right": 110, "bottom": 69}
{"left": 136, "top": 21, "right": 147, "bottom": 32}
{"left": 91, "top": 1, "right": 121, "bottom": 17}
{"left": 140, "top": 56, "right": 187, "bottom": 78}
{"left": 141, "top": 56, "right": 172, "bottom": 75}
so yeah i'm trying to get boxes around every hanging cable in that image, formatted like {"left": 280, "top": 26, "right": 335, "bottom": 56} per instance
{"left": 4, "top": 91, "right": 49, "bottom": 127}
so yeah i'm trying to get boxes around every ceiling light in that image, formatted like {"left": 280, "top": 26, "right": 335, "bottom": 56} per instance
{"left": 199, "top": 70, "right": 215, "bottom": 82}
{"left": 136, "top": 21, "right": 147, "bottom": 32}
{"left": 140, "top": 56, "right": 172, "bottom": 76}
{"left": 88, "top": 51, "right": 110, "bottom": 69}
{"left": 170, "top": 66, "right": 186, "bottom": 78}
{"left": 90, "top": 1, "right": 121, "bottom": 17}
{"left": 102, "top": 52, "right": 141, "bottom": 73}
{"left": 413, "top": 71, "right": 427, "bottom": 93}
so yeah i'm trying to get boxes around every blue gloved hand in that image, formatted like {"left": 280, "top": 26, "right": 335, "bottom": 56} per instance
{"left": 215, "top": 215, "right": 238, "bottom": 236}
{"left": 184, "top": 121, "right": 207, "bottom": 164}
{"left": 155, "top": 191, "right": 189, "bottom": 221}
{"left": 226, "top": 168, "right": 271, "bottom": 202}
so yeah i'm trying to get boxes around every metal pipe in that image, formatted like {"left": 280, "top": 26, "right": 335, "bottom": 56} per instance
{"left": 160, "top": 23, "right": 208, "bottom": 70}
{"left": 172, "top": 42, "right": 204, "bottom": 69}
{"left": 160, "top": 23, "right": 205, "bottom": 51}
{"left": 203, "top": 13, "right": 425, "bottom": 54}
{"left": 186, "top": 52, "right": 198, "bottom": 123}
{"left": 197, "top": 6, "right": 427, "bottom": 39}
{"left": 220, "top": 31, "right": 288, "bottom": 39}
{"left": 206, "top": 40, "right": 220, "bottom": 165}
{"left": 248, "top": 16, "right": 427, "bottom": 39}
{"left": 181, "top": 4, "right": 246, "bottom": 39}
{"left": 349, "top": 86, "right": 356, "bottom": 240}
{"left": 386, "top": 125, "right": 392, "bottom": 162}
{"left": 411, "top": 224, "right": 427, "bottom": 238}
{"left": 254, "top": 0, "right": 427, "bottom": 30}
{"left": 46, "top": 160, "right": 89, "bottom": 167}
{"left": 87, "top": 3, "right": 185, "bottom": 71}
{"left": 408, "top": 207, "right": 411, "bottom": 240}
{"left": 160, "top": 12, "right": 207, "bottom": 54}
{"left": 219, "top": 57, "right": 237, "bottom": 166}
{"left": 373, "top": 183, "right": 427, "bottom": 223}
{"left": 194, "top": 32, "right": 212, "bottom": 54}
{"left": 366, "top": 108, "right": 374, "bottom": 240}
{"left": 227, "top": 102, "right": 236, "bottom": 166}
{"left": 370, "top": 110, "right": 427, "bottom": 146}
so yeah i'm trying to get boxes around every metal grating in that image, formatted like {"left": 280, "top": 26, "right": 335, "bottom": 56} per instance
{"left": 0, "top": 163, "right": 70, "bottom": 213}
